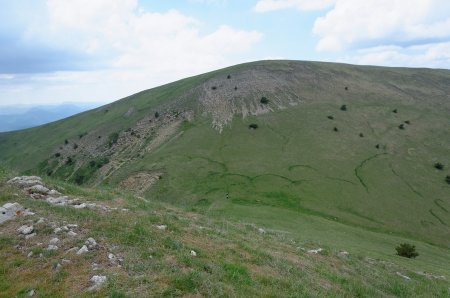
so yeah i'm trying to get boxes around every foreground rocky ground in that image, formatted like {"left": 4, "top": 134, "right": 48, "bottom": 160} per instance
{"left": 1, "top": 174, "right": 450, "bottom": 297}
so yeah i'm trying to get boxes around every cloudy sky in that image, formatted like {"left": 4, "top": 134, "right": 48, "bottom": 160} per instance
{"left": 1, "top": 0, "right": 450, "bottom": 106}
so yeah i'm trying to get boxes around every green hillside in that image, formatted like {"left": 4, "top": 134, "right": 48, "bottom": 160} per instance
{"left": 1, "top": 60, "right": 450, "bottom": 295}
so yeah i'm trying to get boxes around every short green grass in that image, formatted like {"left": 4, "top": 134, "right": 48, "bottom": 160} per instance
{"left": 1, "top": 61, "right": 450, "bottom": 296}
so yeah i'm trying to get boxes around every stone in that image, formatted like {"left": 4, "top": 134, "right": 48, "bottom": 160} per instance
{"left": 258, "top": 228, "right": 266, "bottom": 234}
{"left": 156, "top": 225, "right": 167, "bottom": 230}
{"left": 49, "top": 237, "right": 60, "bottom": 245}
{"left": 53, "top": 263, "right": 62, "bottom": 270}
{"left": 338, "top": 251, "right": 349, "bottom": 257}
{"left": 190, "top": 250, "right": 197, "bottom": 257}
{"left": 25, "top": 233, "right": 36, "bottom": 240}
{"left": 27, "top": 289, "right": 36, "bottom": 297}
{"left": 396, "top": 272, "right": 411, "bottom": 280}
{"left": 27, "top": 251, "right": 33, "bottom": 258}
{"left": 47, "top": 245, "right": 58, "bottom": 251}
{"left": 85, "top": 237, "right": 97, "bottom": 248}
{"left": 61, "top": 259, "right": 71, "bottom": 264}
{"left": 66, "top": 247, "right": 79, "bottom": 254}
{"left": 26, "top": 185, "right": 50, "bottom": 195}
{"left": 76, "top": 245, "right": 89, "bottom": 255}
{"left": 89, "top": 275, "right": 107, "bottom": 290}
{"left": 36, "top": 218, "right": 45, "bottom": 224}
{"left": 1, "top": 202, "right": 26, "bottom": 224}
{"left": 48, "top": 189, "right": 62, "bottom": 197}
{"left": 73, "top": 203, "right": 87, "bottom": 209}
{"left": 8, "top": 176, "right": 42, "bottom": 187}
{"left": 54, "top": 227, "right": 62, "bottom": 234}
{"left": 67, "top": 224, "right": 78, "bottom": 228}
{"left": 18, "top": 225, "right": 34, "bottom": 235}
{"left": 67, "top": 231, "right": 77, "bottom": 237}
{"left": 307, "top": 248, "right": 323, "bottom": 254}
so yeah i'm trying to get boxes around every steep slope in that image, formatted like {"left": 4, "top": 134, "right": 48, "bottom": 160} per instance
{"left": 0, "top": 60, "right": 450, "bottom": 252}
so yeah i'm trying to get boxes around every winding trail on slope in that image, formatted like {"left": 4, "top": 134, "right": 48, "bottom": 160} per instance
{"left": 389, "top": 163, "right": 424, "bottom": 199}
{"left": 354, "top": 153, "right": 387, "bottom": 193}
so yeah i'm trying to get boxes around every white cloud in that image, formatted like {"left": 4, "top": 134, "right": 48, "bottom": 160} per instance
{"left": 254, "top": 0, "right": 335, "bottom": 12}
{"left": 313, "top": 0, "right": 450, "bottom": 51}
{"left": 338, "top": 42, "right": 450, "bottom": 68}
{"left": 1, "top": 0, "right": 262, "bottom": 105}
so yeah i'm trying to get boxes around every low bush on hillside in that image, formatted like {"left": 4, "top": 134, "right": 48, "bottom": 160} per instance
{"left": 396, "top": 243, "right": 419, "bottom": 258}
{"left": 340, "top": 105, "right": 347, "bottom": 111}
{"left": 155, "top": 112, "right": 159, "bottom": 118}
{"left": 72, "top": 157, "right": 110, "bottom": 185}
{"left": 333, "top": 127, "right": 339, "bottom": 132}
{"left": 260, "top": 97, "right": 269, "bottom": 104}
{"left": 404, "top": 120, "right": 410, "bottom": 125}
{"left": 227, "top": 74, "right": 231, "bottom": 79}
{"left": 393, "top": 109, "right": 398, "bottom": 113}
{"left": 249, "top": 124, "right": 258, "bottom": 129}
{"left": 73, "top": 144, "right": 78, "bottom": 150}
{"left": 398, "top": 124, "right": 405, "bottom": 130}
{"left": 359, "top": 133, "right": 364, "bottom": 137}
{"left": 108, "top": 132, "right": 120, "bottom": 148}
{"left": 64, "top": 139, "right": 69, "bottom": 145}
{"left": 434, "top": 163, "right": 444, "bottom": 170}
{"left": 446, "top": 175, "right": 450, "bottom": 184}
{"left": 327, "top": 116, "right": 334, "bottom": 120}
{"left": 211, "top": 86, "right": 217, "bottom": 90}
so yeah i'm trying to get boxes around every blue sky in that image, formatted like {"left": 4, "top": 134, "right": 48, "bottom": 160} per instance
{"left": 0, "top": 0, "right": 449, "bottom": 106}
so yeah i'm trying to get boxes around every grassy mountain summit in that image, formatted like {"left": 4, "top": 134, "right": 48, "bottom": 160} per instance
{"left": 1, "top": 60, "right": 450, "bottom": 295}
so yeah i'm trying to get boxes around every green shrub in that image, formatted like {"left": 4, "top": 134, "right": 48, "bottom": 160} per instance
{"left": 446, "top": 175, "right": 450, "bottom": 184}
{"left": 333, "top": 127, "right": 339, "bottom": 132}
{"left": 64, "top": 139, "right": 69, "bottom": 145}
{"left": 260, "top": 97, "right": 269, "bottom": 104}
{"left": 227, "top": 74, "right": 231, "bottom": 79}
{"left": 434, "top": 162, "right": 444, "bottom": 170}
{"left": 395, "top": 243, "right": 418, "bottom": 258}
{"left": 108, "top": 132, "right": 119, "bottom": 148}
{"left": 398, "top": 124, "right": 405, "bottom": 130}
{"left": 340, "top": 105, "right": 347, "bottom": 111}
{"left": 359, "top": 133, "right": 364, "bottom": 137}
{"left": 249, "top": 124, "right": 258, "bottom": 129}
{"left": 327, "top": 115, "right": 334, "bottom": 120}
{"left": 154, "top": 112, "right": 159, "bottom": 118}
{"left": 404, "top": 120, "right": 410, "bottom": 125}
{"left": 73, "top": 144, "right": 78, "bottom": 150}
{"left": 392, "top": 109, "right": 398, "bottom": 113}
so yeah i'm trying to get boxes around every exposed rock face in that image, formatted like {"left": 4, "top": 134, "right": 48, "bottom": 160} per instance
{"left": 0, "top": 202, "right": 33, "bottom": 224}
{"left": 7, "top": 176, "right": 122, "bottom": 212}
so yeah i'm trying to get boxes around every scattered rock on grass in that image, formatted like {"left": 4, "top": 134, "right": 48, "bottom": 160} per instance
{"left": 156, "top": 224, "right": 167, "bottom": 230}
{"left": 89, "top": 275, "right": 107, "bottom": 290}
{"left": 76, "top": 245, "right": 89, "bottom": 255}
{"left": 18, "top": 225, "right": 34, "bottom": 235}
{"left": 307, "top": 248, "right": 323, "bottom": 254}
{"left": 190, "top": 250, "right": 197, "bottom": 257}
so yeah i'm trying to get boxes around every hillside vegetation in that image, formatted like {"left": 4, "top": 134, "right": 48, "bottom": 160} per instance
{"left": 0, "top": 60, "right": 450, "bottom": 296}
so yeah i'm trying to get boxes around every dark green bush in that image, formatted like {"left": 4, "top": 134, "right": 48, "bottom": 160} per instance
{"left": 249, "top": 124, "right": 258, "bottom": 129}
{"left": 227, "top": 74, "right": 231, "bottom": 79}
{"left": 54, "top": 153, "right": 61, "bottom": 158}
{"left": 64, "top": 139, "right": 69, "bottom": 145}
{"left": 434, "top": 163, "right": 444, "bottom": 170}
{"left": 333, "top": 127, "right": 339, "bottom": 132}
{"left": 393, "top": 109, "right": 398, "bottom": 113}
{"left": 108, "top": 132, "right": 119, "bottom": 148}
{"left": 66, "top": 157, "right": 74, "bottom": 165}
{"left": 154, "top": 112, "right": 159, "bottom": 118}
{"left": 73, "top": 144, "right": 78, "bottom": 150}
{"left": 446, "top": 175, "right": 450, "bottom": 184}
{"left": 340, "top": 105, "right": 347, "bottom": 111}
{"left": 211, "top": 86, "right": 217, "bottom": 90}
{"left": 327, "top": 115, "right": 334, "bottom": 120}
{"left": 260, "top": 97, "right": 269, "bottom": 104}
{"left": 396, "top": 243, "right": 418, "bottom": 258}
{"left": 398, "top": 124, "right": 405, "bottom": 130}
{"left": 404, "top": 120, "right": 410, "bottom": 125}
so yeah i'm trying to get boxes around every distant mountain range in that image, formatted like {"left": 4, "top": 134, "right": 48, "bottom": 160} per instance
{"left": 0, "top": 103, "right": 102, "bottom": 132}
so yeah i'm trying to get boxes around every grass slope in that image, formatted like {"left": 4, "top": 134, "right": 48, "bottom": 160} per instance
{"left": 0, "top": 61, "right": 450, "bottom": 291}
{"left": 0, "top": 169, "right": 449, "bottom": 297}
